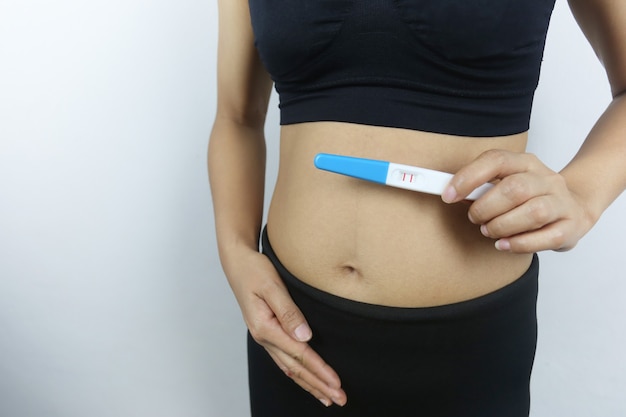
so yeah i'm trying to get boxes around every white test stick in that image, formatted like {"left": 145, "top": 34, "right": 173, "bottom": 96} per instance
{"left": 314, "top": 153, "right": 493, "bottom": 201}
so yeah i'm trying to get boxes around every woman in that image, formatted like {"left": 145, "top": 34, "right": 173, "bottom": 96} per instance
{"left": 209, "top": 0, "right": 626, "bottom": 415}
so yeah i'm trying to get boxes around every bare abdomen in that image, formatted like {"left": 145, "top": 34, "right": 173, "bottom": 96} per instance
{"left": 267, "top": 122, "right": 533, "bottom": 307}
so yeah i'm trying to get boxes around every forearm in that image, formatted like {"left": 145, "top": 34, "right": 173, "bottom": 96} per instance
{"left": 560, "top": 92, "right": 626, "bottom": 224}
{"left": 208, "top": 115, "right": 267, "bottom": 268}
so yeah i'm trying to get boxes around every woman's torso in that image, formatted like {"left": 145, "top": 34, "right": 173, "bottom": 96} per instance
{"left": 267, "top": 122, "right": 534, "bottom": 307}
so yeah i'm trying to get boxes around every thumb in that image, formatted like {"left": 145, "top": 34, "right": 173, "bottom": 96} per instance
{"left": 264, "top": 280, "right": 312, "bottom": 342}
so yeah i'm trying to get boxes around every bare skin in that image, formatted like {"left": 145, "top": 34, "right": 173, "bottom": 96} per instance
{"left": 209, "top": 0, "right": 626, "bottom": 408}
{"left": 268, "top": 123, "right": 533, "bottom": 308}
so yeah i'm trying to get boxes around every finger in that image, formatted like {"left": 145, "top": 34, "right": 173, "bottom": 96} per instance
{"left": 247, "top": 301, "right": 344, "bottom": 395}
{"left": 468, "top": 172, "right": 551, "bottom": 225}
{"left": 260, "top": 276, "right": 313, "bottom": 343}
{"left": 468, "top": 169, "right": 558, "bottom": 224}
{"left": 494, "top": 221, "right": 577, "bottom": 253}
{"left": 266, "top": 350, "right": 335, "bottom": 407}
{"left": 258, "top": 319, "right": 343, "bottom": 390}
{"left": 267, "top": 346, "right": 347, "bottom": 406}
{"left": 443, "top": 150, "right": 544, "bottom": 203}
{"left": 480, "top": 195, "right": 561, "bottom": 239}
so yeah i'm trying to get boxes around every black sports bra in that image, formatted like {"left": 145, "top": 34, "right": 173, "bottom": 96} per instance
{"left": 248, "top": 0, "right": 556, "bottom": 137}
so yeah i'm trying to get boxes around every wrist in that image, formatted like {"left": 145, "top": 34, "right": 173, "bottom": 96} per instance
{"left": 217, "top": 229, "right": 262, "bottom": 269}
{"left": 559, "top": 170, "right": 603, "bottom": 228}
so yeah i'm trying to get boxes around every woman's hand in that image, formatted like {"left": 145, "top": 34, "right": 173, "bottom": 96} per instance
{"left": 442, "top": 149, "right": 596, "bottom": 253}
{"left": 227, "top": 248, "right": 347, "bottom": 408}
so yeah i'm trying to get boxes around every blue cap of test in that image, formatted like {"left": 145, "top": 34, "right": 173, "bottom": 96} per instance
{"left": 314, "top": 153, "right": 389, "bottom": 184}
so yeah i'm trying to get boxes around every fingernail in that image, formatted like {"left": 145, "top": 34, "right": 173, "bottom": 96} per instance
{"left": 442, "top": 185, "right": 457, "bottom": 203}
{"left": 495, "top": 239, "right": 511, "bottom": 251}
{"left": 319, "top": 398, "right": 331, "bottom": 407}
{"left": 480, "top": 224, "right": 489, "bottom": 237}
{"left": 332, "top": 394, "right": 347, "bottom": 407}
{"left": 294, "top": 324, "right": 312, "bottom": 342}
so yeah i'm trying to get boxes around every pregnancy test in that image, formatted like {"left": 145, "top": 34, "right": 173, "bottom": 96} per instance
{"left": 314, "top": 153, "right": 493, "bottom": 201}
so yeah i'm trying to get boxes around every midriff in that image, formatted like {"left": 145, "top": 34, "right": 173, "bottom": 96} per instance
{"left": 266, "top": 122, "right": 534, "bottom": 307}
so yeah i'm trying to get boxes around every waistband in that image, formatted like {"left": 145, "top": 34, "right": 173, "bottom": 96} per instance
{"left": 262, "top": 226, "right": 539, "bottom": 322}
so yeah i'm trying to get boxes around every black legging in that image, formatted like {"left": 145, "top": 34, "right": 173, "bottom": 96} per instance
{"left": 248, "top": 227, "right": 539, "bottom": 416}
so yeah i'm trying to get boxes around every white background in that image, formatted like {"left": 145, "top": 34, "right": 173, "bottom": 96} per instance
{"left": 0, "top": 0, "right": 624, "bottom": 416}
